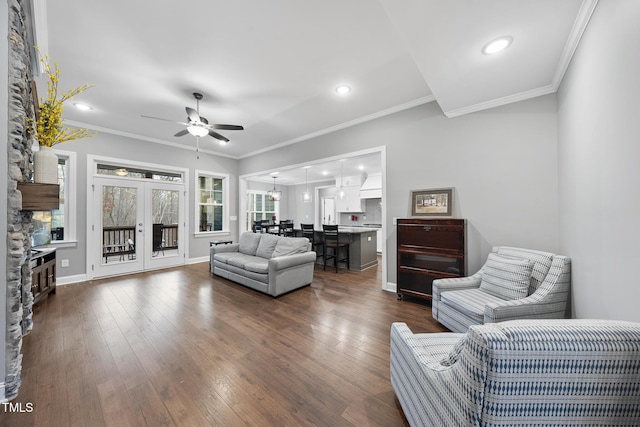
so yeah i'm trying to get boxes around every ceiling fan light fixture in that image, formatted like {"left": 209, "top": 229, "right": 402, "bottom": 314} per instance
{"left": 482, "top": 36, "right": 513, "bottom": 55}
{"left": 187, "top": 125, "right": 208, "bottom": 137}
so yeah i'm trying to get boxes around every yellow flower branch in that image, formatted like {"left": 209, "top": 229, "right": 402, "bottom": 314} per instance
{"left": 28, "top": 49, "right": 96, "bottom": 147}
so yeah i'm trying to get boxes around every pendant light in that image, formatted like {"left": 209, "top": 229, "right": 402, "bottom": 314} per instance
{"left": 268, "top": 176, "right": 282, "bottom": 201}
{"left": 303, "top": 167, "right": 312, "bottom": 203}
{"left": 337, "top": 160, "right": 346, "bottom": 200}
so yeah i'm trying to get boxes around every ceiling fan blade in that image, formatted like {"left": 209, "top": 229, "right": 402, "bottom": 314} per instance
{"left": 174, "top": 129, "right": 189, "bottom": 137}
{"left": 213, "top": 124, "right": 244, "bottom": 131}
{"left": 185, "top": 107, "right": 200, "bottom": 123}
{"left": 208, "top": 130, "right": 230, "bottom": 142}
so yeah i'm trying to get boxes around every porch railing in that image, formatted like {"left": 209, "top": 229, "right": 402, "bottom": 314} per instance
{"left": 102, "top": 224, "right": 179, "bottom": 262}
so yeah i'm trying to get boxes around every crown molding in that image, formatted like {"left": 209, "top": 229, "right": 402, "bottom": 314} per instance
{"left": 551, "top": 0, "right": 599, "bottom": 89}
{"left": 64, "top": 120, "right": 239, "bottom": 159}
{"left": 443, "top": 85, "right": 556, "bottom": 118}
{"left": 238, "top": 95, "right": 435, "bottom": 159}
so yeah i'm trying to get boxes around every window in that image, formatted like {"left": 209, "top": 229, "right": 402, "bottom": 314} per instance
{"left": 196, "top": 171, "right": 228, "bottom": 233}
{"left": 32, "top": 150, "right": 76, "bottom": 246}
{"left": 246, "top": 190, "right": 278, "bottom": 231}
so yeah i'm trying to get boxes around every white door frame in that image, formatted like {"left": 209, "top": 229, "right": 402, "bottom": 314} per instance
{"left": 238, "top": 146, "right": 388, "bottom": 292}
{"left": 86, "top": 155, "right": 189, "bottom": 280}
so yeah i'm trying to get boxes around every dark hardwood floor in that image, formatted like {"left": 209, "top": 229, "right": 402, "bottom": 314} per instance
{"left": 2, "top": 259, "right": 447, "bottom": 427}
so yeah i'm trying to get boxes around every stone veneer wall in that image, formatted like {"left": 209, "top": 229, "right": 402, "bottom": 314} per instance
{"left": 5, "top": 0, "right": 36, "bottom": 401}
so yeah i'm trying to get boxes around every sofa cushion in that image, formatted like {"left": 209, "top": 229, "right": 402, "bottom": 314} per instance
{"left": 479, "top": 253, "right": 533, "bottom": 300}
{"left": 213, "top": 252, "right": 240, "bottom": 264}
{"left": 244, "top": 259, "right": 269, "bottom": 274}
{"left": 272, "top": 237, "right": 309, "bottom": 258}
{"left": 441, "top": 288, "right": 507, "bottom": 324}
{"left": 255, "top": 233, "right": 280, "bottom": 258}
{"left": 226, "top": 253, "right": 263, "bottom": 269}
{"left": 239, "top": 232, "right": 261, "bottom": 256}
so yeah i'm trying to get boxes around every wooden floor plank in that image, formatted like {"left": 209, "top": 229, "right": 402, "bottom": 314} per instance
{"left": 5, "top": 259, "right": 446, "bottom": 426}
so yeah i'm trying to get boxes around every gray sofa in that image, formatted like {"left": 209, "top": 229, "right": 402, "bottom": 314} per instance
{"left": 210, "top": 232, "right": 316, "bottom": 297}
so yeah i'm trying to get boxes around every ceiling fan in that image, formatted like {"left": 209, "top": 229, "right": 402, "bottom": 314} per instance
{"left": 141, "top": 92, "right": 243, "bottom": 144}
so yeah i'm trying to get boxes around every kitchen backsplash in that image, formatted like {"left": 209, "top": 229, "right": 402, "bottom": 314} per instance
{"left": 339, "top": 198, "right": 382, "bottom": 226}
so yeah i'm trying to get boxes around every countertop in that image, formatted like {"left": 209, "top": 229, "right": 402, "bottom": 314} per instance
{"left": 333, "top": 226, "right": 380, "bottom": 234}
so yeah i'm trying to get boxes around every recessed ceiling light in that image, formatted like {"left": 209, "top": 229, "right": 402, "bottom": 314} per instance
{"left": 335, "top": 85, "right": 351, "bottom": 95}
{"left": 482, "top": 36, "right": 513, "bottom": 55}
{"left": 73, "top": 102, "right": 93, "bottom": 111}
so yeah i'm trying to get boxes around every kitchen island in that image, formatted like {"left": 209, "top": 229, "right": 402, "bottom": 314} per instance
{"left": 302, "top": 226, "right": 378, "bottom": 271}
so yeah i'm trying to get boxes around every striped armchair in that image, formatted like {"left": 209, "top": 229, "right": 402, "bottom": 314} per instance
{"left": 390, "top": 319, "right": 640, "bottom": 426}
{"left": 432, "top": 246, "right": 571, "bottom": 333}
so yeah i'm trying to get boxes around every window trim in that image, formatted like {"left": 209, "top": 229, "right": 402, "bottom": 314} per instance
{"left": 245, "top": 189, "right": 279, "bottom": 231}
{"left": 194, "top": 169, "right": 229, "bottom": 236}
{"left": 51, "top": 149, "right": 77, "bottom": 247}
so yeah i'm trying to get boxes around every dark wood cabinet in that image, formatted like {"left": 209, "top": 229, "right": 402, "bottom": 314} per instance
{"left": 31, "top": 248, "right": 56, "bottom": 304}
{"left": 396, "top": 218, "right": 466, "bottom": 302}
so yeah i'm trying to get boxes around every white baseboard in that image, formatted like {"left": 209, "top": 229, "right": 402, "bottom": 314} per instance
{"left": 56, "top": 274, "right": 88, "bottom": 286}
{"left": 386, "top": 281, "right": 397, "bottom": 293}
{"left": 188, "top": 256, "right": 209, "bottom": 265}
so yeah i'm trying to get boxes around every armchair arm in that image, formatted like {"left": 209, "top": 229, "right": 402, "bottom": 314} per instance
{"left": 432, "top": 273, "right": 482, "bottom": 302}
{"left": 484, "top": 255, "right": 571, "bottom": 323}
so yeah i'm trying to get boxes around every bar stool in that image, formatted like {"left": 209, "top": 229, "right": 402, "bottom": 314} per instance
{"left": 301, "top": 223, "right": 323, "bottom": 258}
{"left": 322, "top": 224, "right": 349, "bottom": 272}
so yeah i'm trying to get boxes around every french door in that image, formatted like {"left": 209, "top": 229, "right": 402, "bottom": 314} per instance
{"left": 92, "top": 177, "right": 185, "bottom": 278}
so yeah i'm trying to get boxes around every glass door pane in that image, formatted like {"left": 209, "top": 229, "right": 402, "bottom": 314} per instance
{"left": 151, "top": 188, "right": 179, "bottom": 258}
{"left": 144, "top": 182, "right": 184, "bottom": 270}
{"left": 94, "top": 178, "right": 144, "bottom": 278}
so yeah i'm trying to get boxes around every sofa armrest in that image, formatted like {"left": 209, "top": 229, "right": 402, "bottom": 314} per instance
{"left": 269, "top": 251, "right": 316, "bottom": 270}
{"left": 432, "top": 273, "right": 482, "bottom": 302}
{"left": 210, "top": 243, "right": 239, "bottom": 255}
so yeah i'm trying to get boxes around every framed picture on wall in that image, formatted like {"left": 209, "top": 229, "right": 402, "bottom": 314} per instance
{"left": 410, "top": 188, "right": 453, "bottom": 216}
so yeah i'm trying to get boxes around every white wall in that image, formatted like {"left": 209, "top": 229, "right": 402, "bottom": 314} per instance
{"left": 240, "top": 95, "right": 560, "bottom": 286}
{"left": 558, "top": 0, "right": 640, "bottom": 322}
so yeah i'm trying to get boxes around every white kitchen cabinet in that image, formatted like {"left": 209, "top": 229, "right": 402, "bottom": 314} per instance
{"left": 335, "top": 187, "right": 365, "bottom": 212}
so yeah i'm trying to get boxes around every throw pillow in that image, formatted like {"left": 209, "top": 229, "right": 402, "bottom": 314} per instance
{"left": 255, "top": 233, "right": 280, "bottom": 258}
{"left": 479, "top": 253, "right": 533, "bottom": 300}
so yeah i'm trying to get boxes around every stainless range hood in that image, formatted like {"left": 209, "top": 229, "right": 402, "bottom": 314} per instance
{"left": 360, "top": 173, "right": 381, "bottom": 199}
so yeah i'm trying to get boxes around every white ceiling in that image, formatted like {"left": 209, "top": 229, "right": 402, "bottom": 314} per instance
{"left": 36, "top": 0, "right": 596, "bottom": 171}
